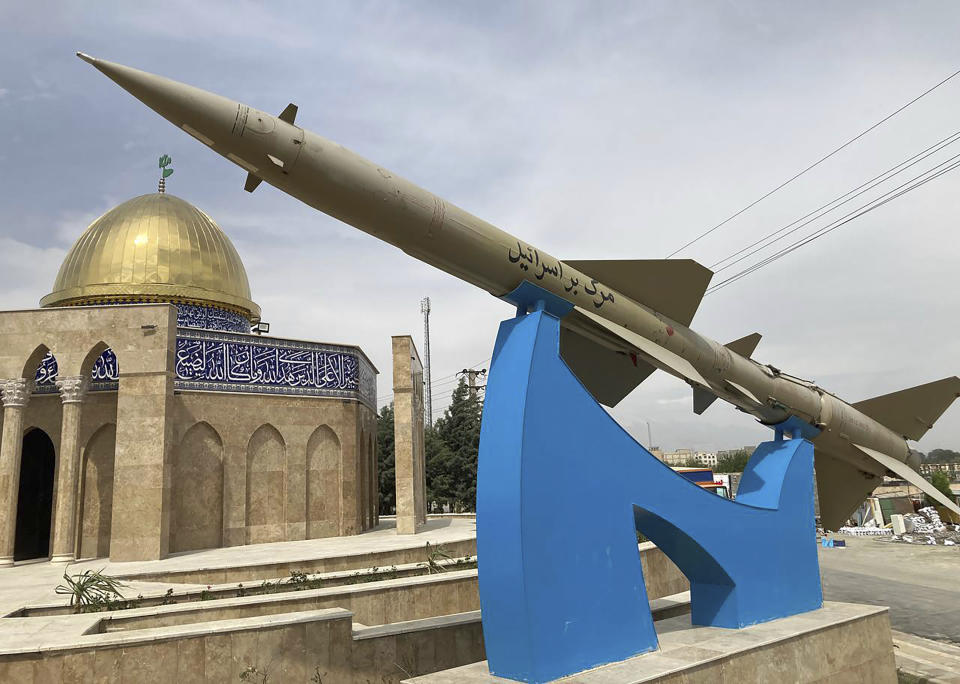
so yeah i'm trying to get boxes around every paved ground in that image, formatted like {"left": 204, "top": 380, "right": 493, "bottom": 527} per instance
{"left": 821, "top": 535, "right": 960, "bottom": 681}
{"left": 819, "top": 535, "right": 960, "bottom": 644}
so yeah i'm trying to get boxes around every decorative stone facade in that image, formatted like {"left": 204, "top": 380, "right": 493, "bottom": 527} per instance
{"left": 0, "top": 304, "right": 378, "bottom": 563}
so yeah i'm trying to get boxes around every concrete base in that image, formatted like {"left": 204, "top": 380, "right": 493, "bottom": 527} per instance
{"left": 404, "top": 602, "right": 896, "bottom": 683}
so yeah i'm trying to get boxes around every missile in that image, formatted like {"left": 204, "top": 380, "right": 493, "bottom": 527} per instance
{"left": 76, "top": 53, "right": 960, "bottom": 527}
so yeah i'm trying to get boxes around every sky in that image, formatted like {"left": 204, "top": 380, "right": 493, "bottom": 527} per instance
{"left": 1, "top": 1, "right": 958, "bottom": 453}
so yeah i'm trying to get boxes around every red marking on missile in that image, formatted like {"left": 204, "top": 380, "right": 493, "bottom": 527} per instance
{"left": 629, "top": 352, "right": 638, "bottom": 367}
{"left": 666, "top": 326, "right": 674, "bottom": 337}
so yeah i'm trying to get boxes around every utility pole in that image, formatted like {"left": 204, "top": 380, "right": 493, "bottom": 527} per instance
{"left": 460, "top": 368, "right": 487, "bottom": 401}
{"left": 420, "top": 297, "right": 432, "bottom": 428}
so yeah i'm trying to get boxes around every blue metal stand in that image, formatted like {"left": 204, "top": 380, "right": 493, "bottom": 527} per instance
{"left": 477, "top": 286, "right": 822, "bottom": 683}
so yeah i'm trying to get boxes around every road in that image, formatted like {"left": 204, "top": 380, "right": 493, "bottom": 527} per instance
{"left": 819, "top": 535, "right": 960, "bottom": 644}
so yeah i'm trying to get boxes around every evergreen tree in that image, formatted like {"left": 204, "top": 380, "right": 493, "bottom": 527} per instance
{"left": 376, "top": 403, "right": 396, "bottom": 515}
{"left": 430, "top": 378, "right": 483, "bottom": 511}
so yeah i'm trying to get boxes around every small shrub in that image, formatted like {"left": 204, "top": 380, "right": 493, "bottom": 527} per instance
{"left": 55, "top": 569, "right": 127, "bottom": 614}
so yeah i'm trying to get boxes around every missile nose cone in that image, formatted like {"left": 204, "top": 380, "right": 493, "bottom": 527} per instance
{"left": 75, "top": 54, "right": 251, "bottom": 162}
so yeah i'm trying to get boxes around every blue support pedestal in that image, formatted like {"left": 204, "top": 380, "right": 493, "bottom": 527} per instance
{"left": 477, "top": 295, "right": 822, "bottom": 683}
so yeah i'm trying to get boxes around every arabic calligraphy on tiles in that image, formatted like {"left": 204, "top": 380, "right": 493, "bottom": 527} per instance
{"left": 507, "top": 241, "right": 615, "bottom": 309}
{"left": 35, "top": 350, "right": 119, "bottom": 391}
{"left": 176, "top": 338, "right": 360, "bottom": 391}
{"left": 177, "top": 303, "right": 250, "bottom": 333}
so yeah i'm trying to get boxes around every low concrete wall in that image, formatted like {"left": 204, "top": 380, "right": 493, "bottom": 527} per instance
{"left": 405, "top": 602, "right": 897, "bottom": 683}
{"left": 0, "top": 608, "right": 487, "bottom": 683}
{"left": 18, "top": 557, "right": 477, "bottom": 618}
{"left": 115, "top": 537, "right": 478, "bottom": 584}
{"left": 353, "top": 611, "right": 485, "bottom": 682}
{"left": 638, "top": 541, "right": 688, "bottom": 598}
{"left": 99, "top": 570, "right": 480, "bottom": 633}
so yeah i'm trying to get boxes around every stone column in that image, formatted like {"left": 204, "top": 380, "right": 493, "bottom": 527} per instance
{"left": 392, "top": 336, "right": 427, "bottom": 534}
{"left": 0, "top": 378, "right": 31, "bottom": 567}
{"left": 50, "top": 375, "right": 88, "bottom": 563}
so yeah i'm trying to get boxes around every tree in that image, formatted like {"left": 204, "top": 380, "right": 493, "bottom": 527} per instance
{"left": 716, "top": 449, "right": 751, "bottom": 473}
{"left": 376, "top": 403, "right": 396, "bottom": 515}
{"left": 924, "top": 449, "right": 960, "bottom": 464}
{"left": 429, "top": 378, "right": 483, "bottom": 511}
{"left": 928, "top": 470, "right": 955, "bottom": 508}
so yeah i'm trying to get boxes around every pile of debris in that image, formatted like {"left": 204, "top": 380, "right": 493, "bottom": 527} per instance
{"left": 837, "top": 525, "right": 891, "bottom": 537}
{"left": 885, "top": 507, "right": 960, "bottom": 546}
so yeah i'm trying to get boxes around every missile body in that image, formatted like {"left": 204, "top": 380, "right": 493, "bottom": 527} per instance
{"left": 77, "top": 53, "right": 960, "bottom": 527}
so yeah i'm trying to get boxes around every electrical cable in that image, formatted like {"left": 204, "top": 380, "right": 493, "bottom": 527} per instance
{"left": 710, "top": 129, "right": 960, "bottom": 273}
{"left": 667, "top": 66, "right": 960, "bottom": 258}
{"left": 705, "top": 154, "right": 960, "bottom": 294}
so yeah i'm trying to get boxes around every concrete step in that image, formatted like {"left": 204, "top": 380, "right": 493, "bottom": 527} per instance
{"left": 892, "top": 630, "right": 960, "bottom": 683}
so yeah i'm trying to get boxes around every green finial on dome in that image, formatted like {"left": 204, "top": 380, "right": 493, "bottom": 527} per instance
{"left": 158, "top": 154, "right": 174, "bottom": 193}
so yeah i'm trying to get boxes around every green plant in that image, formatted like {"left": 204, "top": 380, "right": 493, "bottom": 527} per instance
{"left": 425, "top": 542, "right": 453, "bottom": 573}
{"left": 200, "top": 585, "right": 214, "bottom": 601}
{"left": 236, "top": 583, "right": 247, "bottom": 598}
{"left": 160, "top": 588, "right": 177, "bottom": 605}
{"left": 55, "top": 569, "right": 127, "bottom": 614}
{"left": 238, "top": 664, "right": 268, "bottom": 683}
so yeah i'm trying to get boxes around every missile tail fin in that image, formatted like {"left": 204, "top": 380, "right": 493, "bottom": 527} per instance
{"left": 278, "top": 103, "right": 298, "bottom": 124}
{"left": 244, "top": 173, "right": 263, "bottom": 193}
{"left": 693, "top": 387, "right": 719, "bottom": 415}
{"left": 559, "top": 324, "right": 656, "bottom": 407}
{"left": 564, "top": 259, "right": 712, "bottom": 326}
{"left": 815, "top": 450, "right": 882, "bottom": 530}
{"left": 725, "top": 332, "right": 762, "bottom": 359}
{"left": 852, "top": 443, "right": 960, "bottom": 519}
{"left": 852, "top": 376, "right": 960, "bottom": 441}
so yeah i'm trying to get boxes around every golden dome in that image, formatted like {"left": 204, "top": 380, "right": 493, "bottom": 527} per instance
{"left": 41, "top": 193, "right": 260, "bottom": 321}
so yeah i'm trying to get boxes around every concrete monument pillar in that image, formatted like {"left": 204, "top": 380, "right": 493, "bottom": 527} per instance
{"left": 392, "top": 336, "right": 427, "bottom": 534}
{"left": 50, "top": 375, "right": 88, "bottom": 563}
{"left": 0, "top": 378, "right": 31, "bottom": 567}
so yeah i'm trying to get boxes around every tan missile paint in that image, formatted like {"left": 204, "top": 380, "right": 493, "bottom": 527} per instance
{"left": 76, "top": 53, "right": 960, "bottom": 527}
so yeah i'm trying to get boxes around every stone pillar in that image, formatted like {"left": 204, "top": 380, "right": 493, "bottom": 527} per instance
{"left": 50, "top": 375, "right": 87, "bottom": 563}
{"left": 109, "top": 370, "right": 175, "bottom": 561}
{"left": 392, "top": 336, "right": 427, "bottom": 534}
{"left": 0, "top": 378, "right": 31, "bottom": 567}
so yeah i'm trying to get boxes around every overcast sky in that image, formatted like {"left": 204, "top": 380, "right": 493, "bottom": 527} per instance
{"left": 1, "top": 2, "right": 958, "bottom": 452}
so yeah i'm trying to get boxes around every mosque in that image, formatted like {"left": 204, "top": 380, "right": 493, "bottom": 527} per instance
{"left": 0, "top": 189, "right": 378, "bottom": 565}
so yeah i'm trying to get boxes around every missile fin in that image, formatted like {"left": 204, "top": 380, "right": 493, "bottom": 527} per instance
{"left": 725, "top": 379, "right": 761, "bottom": 405}
{"left": 559, "top": 326, "right": 656, "bottom": 407}
{"left": 815, "top": 449, "right": 882, "bottom": 530}
{"left": 564, "top": 259, "right": 713, "bottom": 326}
{"left": 278, "top": 103, "right": 298, "bottom": 124}
{"left": 575, "top": 306, "right": 710, "bottom": 388}
{"left": 693, "top": 387, "right": 719, "bottom": 415}
{"left": 852, "top": 442, "right": 960, "bottom": 519}
{"left": 852, "top": 376, "right": 960, "bottom": 441}
{"left": 244, "top": 173, "right": 263, "bottom": 193}
{"left": 725, "top": 332, "right": 762, "bottom": 359}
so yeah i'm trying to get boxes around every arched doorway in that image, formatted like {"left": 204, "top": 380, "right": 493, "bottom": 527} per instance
{"left": 14, "top": 429, "right": 56, "bottom": 561}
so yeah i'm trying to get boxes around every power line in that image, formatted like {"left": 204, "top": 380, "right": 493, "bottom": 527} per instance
{"left": 705, "top": 153, "right": 960, "bottom": 295}
{"left": 667, "top": 66, "right": 960, "bottom": 258}
{"left": 377, "top": 357, "right": 491, "bottom": 405}
{"left": 709, "top": 128, "right": 960, "bottom": 273}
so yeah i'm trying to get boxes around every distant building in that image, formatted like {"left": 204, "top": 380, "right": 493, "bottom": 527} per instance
{"left": 919, "top": 462, "right": 960, "bottom": 482}
{"left": 717, "top": 446, "right": 756, "bottom": 460}
{"left": 662, "top": 449, "right": 717, "bottom": 467}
